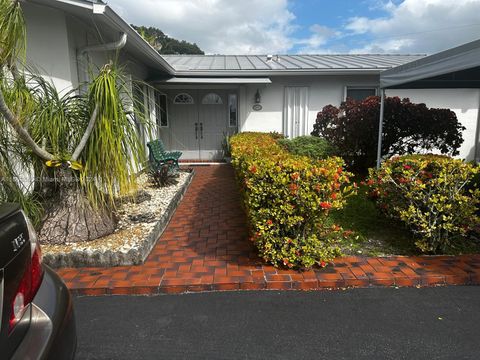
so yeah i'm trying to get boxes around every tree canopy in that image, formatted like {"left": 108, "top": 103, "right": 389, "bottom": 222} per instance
{"left": 132, "top": 25, "right": 204, "bottom": 55}
{"left": 311, "top": 96, "right": 465, "bottom": 174}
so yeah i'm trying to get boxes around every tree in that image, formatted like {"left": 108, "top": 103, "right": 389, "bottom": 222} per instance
{"left": 0, "top": 0, "right": 149, "bottom": 244}
{"left": 132, "top": 25, "right": 204, "bottom": 55}
{"left": 311, "top": 96, "right": 465, "bottom": 174}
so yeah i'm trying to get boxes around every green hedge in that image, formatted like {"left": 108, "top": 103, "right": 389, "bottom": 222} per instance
{"left": 367, "top": 154, "right": 480, "bottom": 253}
{"left": 230, "top": 132, "right": 355, "bottom": 268}
{"left": 278, "top": 136, "right": 336, "bottom": 160}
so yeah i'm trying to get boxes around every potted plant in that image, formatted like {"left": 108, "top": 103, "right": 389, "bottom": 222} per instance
{"left": 222, "top": 133, "right": 232, "bottom": 163}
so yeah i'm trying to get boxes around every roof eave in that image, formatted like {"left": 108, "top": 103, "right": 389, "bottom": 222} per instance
{"left": 24, "top": 0, "right": 176, "bottom": 75}
{"left": 101, "top": 6, "right": 176, "bottom": 74}
{"left": 170, "top": 69, "right": 386, "bottom": 77}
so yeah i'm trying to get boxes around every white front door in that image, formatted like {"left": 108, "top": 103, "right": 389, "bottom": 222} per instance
{"left": 283, "top": 86, "right": 309, "bottom": 138}
{"left": 162, "top": 90, "right": 236, "bottom": 160}
{"left": 198, "top": 90, "right": 228, "bottom": 160}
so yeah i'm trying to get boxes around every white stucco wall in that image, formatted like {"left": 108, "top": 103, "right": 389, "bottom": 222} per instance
{"left": 239, "top": 75, "right": 479, "bottom": 162}
{"left": 23, "top": 4, "right": 151, "bottom": 93}
{"left": 240, "top": 74, "right": 379, "bottom": 134}
{"left": 386, "top": 89, "right": 480, "bottom": 161}
{"left": 23, "top": 3, "right": 76, "bottom": 94}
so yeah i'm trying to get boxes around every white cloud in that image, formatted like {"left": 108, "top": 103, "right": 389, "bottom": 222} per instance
{"left": 295, "top": 24, "right": 338, "bottom": 53}
{"left": 106, "top": 0, "right": 297, "bottom": 54}
{"left": 106, "top": 0, "right": 480, "bottom": 55}
{"left": 346, "top": 0, "right": 480, "bottom": 53}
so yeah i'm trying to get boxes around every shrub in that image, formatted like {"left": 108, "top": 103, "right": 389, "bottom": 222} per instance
{"left": 149, "top": 164, "right": 178, "bottom": 187}
{"left": 311, "top": 96, "right": 465, "bottom": 174}
{"left": 367, "top": 155, "right": 480, "bottom": 253}
{"left": 230, "top": 132, "right": 355, "bottom": 268}
{"left": 278, "top": 136, "right": 337, "bottom": 160}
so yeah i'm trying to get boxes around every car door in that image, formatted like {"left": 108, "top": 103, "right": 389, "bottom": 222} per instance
{"left": 0, "top": 204, "right": 33, "bottom": 359}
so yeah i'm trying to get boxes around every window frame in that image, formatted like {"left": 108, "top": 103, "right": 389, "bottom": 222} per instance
{"left": 202, "top": 93, "right": 223, "bottom": 105}
{"left": 344, "top": 86, "right": 378, "bottom": 101}
{"left": 154, "top": 90, "right": 169, "bottom": 128}
{"left": 173, "top": 92, "right": 195, "bottom": 105}
{"left": 228, "top": 93, "right": 238, "bottom": 128}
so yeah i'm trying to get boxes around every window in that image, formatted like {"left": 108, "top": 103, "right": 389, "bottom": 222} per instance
{"left": 173, "top": 93, "right": 194, "bottom": 104}
{"left": 228, "top": 94, "right": 238, "bottom": 128}
{"left": 345, "top": 87, "right": 377, "bottom": 101}
{"left": 155, "top": 91, "right": 168, "bottom": 127}
{"left": 132, "top": 84, "right": 146, "bottom": 144}
{"left": 202, "top": 93, "right": 223, "bottom": 104}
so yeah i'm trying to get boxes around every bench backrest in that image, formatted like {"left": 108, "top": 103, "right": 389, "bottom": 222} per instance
{"left": 147, "top": 139, "right": 167, "bottom": 162}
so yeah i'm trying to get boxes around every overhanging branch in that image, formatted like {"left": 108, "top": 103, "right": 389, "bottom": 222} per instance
{"left": 72, "top": 104, "right": 99, "bottom": 161}
{"left": 0, "top": 87, "right": 54, "bottom": 161}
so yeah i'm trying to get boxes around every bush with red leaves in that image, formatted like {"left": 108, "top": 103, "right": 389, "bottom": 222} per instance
{"left": 311, "top": 96, "right": 465, "bottom": 174}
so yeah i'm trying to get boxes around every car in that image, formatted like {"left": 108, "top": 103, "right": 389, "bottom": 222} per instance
{"left": 0, "top": 203, "right": 76, "bottom": 360}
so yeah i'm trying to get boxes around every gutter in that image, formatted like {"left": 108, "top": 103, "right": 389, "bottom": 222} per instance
{"left": 99, "top": 5, "right": 176, "bottom": 74}
{"left": 165, "top": 69, "right": 386, "bottom": 77}
{"left": 24, "top": 0, "right": 176, "bottom": 75}
{"left": 79, "top": 32, "right": 127, "bottom": 55}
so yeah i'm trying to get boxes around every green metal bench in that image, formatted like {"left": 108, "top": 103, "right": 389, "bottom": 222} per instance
{"left": 147, "top": 139, "right": 182, "bottom": 170}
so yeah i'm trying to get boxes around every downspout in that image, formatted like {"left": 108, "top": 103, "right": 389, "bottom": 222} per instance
{"left": 475, "top": 91, "right": 480, "bottom": 162}
{"left": 76, "top": 32, "right": 127, "bottom": 86}
{"left": 376, "top": 88, "right": 385, "bottom": 169}
{"left": 79, "top": 33, "right": 127, "bottom": 55}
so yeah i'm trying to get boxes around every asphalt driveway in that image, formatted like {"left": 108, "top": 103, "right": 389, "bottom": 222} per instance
{"left": 74, "top": 286, "right": 480, "bottom": 360}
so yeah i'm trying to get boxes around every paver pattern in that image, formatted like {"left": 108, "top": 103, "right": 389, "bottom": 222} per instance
{"left": 56, "top": 165, "right": 480, "bottom": 295}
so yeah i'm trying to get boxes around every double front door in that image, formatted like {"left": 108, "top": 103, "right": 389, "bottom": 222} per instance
{"left": 160, "top": 89, "right": 236, "bottom": 161}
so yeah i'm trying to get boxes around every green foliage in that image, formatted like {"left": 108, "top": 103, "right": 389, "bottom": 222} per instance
{"left": 149, "top": 164, "right": 178, "bottom": 188}
{"left": 230, "top": 132, "right": 356, "bottom": 268}
{"left": 312, "top": 96, "right": 465, "bottom": 174}
{"left": 367, "top": 155, "right": 480, "bottom": 253}
{"left": 278, "top": 136, "right": 337, "bottom": 160}
{"left": 132, "top": 25, "right": 204, "bottom": 55}
{"left": 82, "top": 63, "right": 148, "bottom": 208}
{"left": 25, "top": 73, "right": 87, "bottom": 159}
{"left": 221, "top": 133, "right": 232, "bottom": 158}
{"left": 0, "top": 0, "right": 25, "bottom": 66}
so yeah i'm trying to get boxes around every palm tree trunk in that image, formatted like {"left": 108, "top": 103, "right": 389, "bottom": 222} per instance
{"left": 38, "top": 169, "right": 115, "bottom": 244}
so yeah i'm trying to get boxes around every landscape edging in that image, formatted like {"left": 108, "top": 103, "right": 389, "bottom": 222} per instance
{"left": 43, "top": 170, "right": 194, "bottom": 268}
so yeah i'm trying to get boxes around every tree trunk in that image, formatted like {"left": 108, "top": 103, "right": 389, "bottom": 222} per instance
{"left": 38, "top": 170, "right": 116, "bottom": 245}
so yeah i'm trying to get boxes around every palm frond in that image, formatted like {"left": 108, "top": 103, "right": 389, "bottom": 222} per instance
{"left": 0, "top": 0, "right": 26, "bottom": 67}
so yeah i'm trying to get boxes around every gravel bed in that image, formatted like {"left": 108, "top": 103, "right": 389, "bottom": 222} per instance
{"left": 42, "top": 169, "right": 193, "bottom": 268}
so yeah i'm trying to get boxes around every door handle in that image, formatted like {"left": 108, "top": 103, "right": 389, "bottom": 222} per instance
{"left": 200, "top": 123, "right": 203, "bottom": 139}
{"left": 195, "top": 123, "right": 198, "bottom": 139}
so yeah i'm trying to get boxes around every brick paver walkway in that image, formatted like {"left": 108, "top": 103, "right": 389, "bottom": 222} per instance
{"left": 56, "top": 165, "right": 480, "bottom": 295}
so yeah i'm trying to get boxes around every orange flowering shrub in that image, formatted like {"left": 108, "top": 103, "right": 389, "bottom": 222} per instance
{"left": 367, "top": 154, "right": 480, "bottom": 253}
{"left": 230, "top": 132, "right": 355, "bottom": 268}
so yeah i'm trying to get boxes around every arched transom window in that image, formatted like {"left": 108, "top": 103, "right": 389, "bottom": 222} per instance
{"left": 173, "top": 93, "right": 194, "bottom": 104}
{"left": 202, "top": 93, "right": 223, "bottom": 105}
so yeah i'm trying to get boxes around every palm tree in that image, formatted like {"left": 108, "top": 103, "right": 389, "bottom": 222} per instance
{"left": 0, "top": 0, "right": 150, "bottom": 244}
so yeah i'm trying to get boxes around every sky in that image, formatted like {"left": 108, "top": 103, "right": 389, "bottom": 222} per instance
{"left": 106, "top": 0, "right": 480, "bottom": 55}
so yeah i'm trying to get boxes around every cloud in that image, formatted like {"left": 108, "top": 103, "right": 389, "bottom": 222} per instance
{"left": 345, "top": 0, "right": 480, "bottom": 53}
{"left": 106, "top": 0, "right": 480, "bottom": 55}
{"left": 295, "top": 24, "right": 338, "bottom": 53}
{"left": 106, "top": 0, "right": 297, "bottom": 54}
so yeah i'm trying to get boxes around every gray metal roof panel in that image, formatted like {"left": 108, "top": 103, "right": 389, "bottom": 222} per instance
{"left": 161, "top": 54, "right": 426, "bottom": 74}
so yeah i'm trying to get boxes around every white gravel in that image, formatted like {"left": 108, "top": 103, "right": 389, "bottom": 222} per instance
{"left": 42, "top": 170, "right": 191, "bottom": 256}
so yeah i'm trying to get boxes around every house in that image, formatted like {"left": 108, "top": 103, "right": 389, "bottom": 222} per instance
{"left": 20, "top": 0, "right": 479, "bottom": 162}
{"left": 378, "top": 39, "right": 480, "bottom": 164}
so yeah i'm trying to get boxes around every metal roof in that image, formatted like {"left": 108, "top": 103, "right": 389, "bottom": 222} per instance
{"left": 380, "top": 38, "right": 480, "bottom": 88}
{"left": 158, "top": 77, "right": 272, "bottom": 84}
{"left": 161, "top": 54, "right": 426, "bottom": 76}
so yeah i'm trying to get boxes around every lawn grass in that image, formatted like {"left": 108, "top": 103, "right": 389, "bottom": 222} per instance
{"left": 327, "top": 186, "right": 417, "bottom": 256}
{"left": 328, "top": 186, "right": 480, "bottom": 256}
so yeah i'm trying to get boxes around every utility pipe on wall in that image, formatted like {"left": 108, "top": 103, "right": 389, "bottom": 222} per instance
{"left": 76, "top": 32, "right": 127, "bottom": 87}
{"left": 79, "top": 32, "right": 127, "bottom": 55}
{"left": 376, "top": 88, "right": 385, "bottom": 169}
